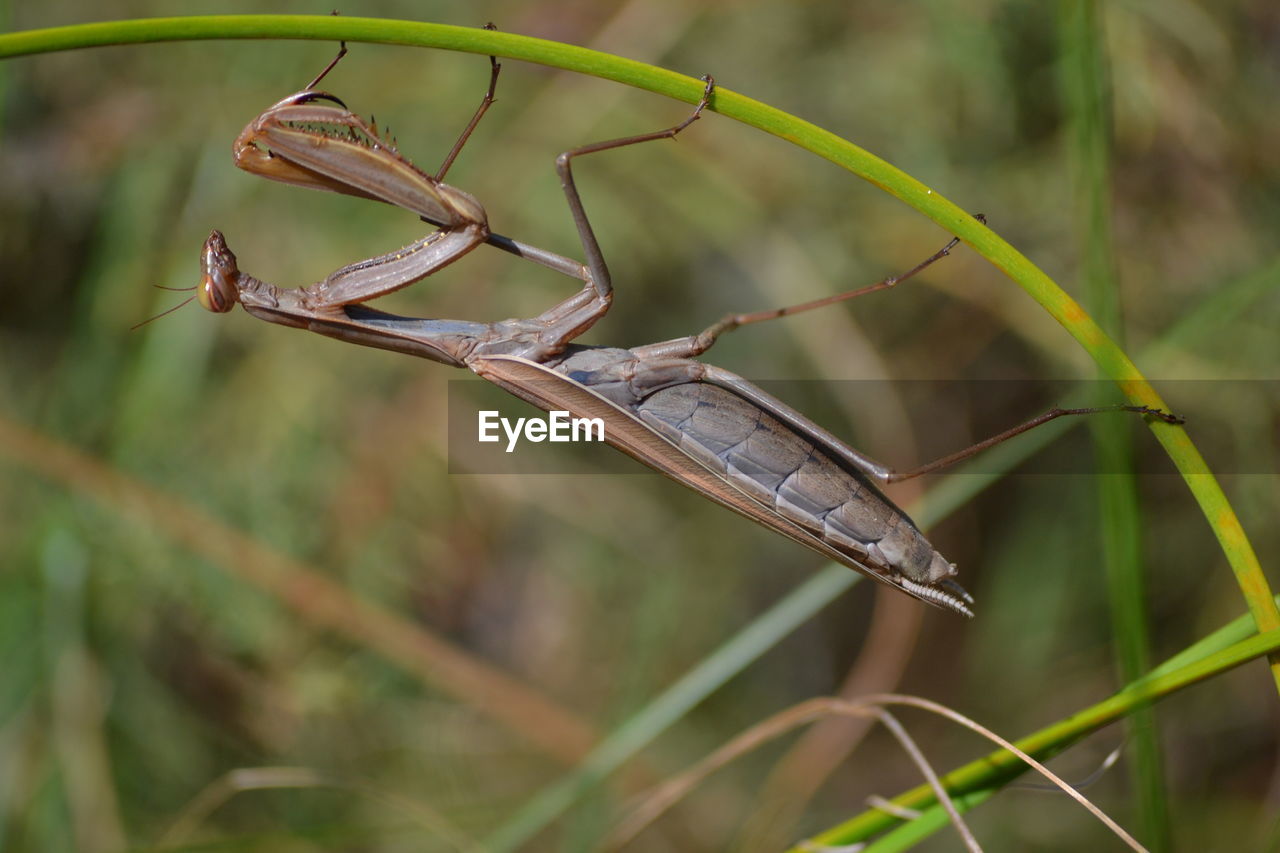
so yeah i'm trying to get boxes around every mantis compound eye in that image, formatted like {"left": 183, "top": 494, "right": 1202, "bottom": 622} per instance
{"left": 197, "top": 230, "right": 240, "bottom": 314}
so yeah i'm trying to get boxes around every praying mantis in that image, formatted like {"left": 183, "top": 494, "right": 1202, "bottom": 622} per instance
{"left": 194, "top": 44, "right": 1180, "bottom": 618}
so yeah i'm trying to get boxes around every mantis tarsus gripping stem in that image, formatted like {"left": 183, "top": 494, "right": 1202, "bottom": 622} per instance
{"left": 305, "top": 41, "right": 347, "bottom": 91}
{"left": 305, "top": 10, "right": 348, "bottom": 91}
{"left": 435, "top": 23, "right": 502, "bottom": 182}
{"left": 636, "top": 215, "right": 988, "bottom": 360}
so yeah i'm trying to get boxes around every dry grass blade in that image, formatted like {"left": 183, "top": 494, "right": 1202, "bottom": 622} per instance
{"left": 606, "top": 694, "right": 1144, "bottom": 851}
{"left": 738, "top": 589, "right": 923, "bottom": 851}
{"left": 603, "top": 696, "right": 979, "bottom": 850}
{"left": 605, "top": 697, "right": 829, "bottom": 848}
{"left": 870, "top": 708, "right": 980, "bottom": 852}
{"left": 849, "top": 694, "right": 1146, "bottom": 852}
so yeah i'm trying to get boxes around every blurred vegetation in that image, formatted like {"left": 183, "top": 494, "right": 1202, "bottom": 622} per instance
{"left": 1, "top": 1, "right": 1278, "bottom": 851}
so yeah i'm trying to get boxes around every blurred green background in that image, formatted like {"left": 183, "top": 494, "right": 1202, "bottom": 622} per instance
{"left": 1, "top": 1, "right": 1278, "bottom": 851}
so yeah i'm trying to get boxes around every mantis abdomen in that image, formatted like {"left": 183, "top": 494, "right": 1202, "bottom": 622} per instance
{"left": 521, "top": 344, "right": 966, "bottom": 611}
{"left": 634, "top": 383, "right": 955, "bottom": 588}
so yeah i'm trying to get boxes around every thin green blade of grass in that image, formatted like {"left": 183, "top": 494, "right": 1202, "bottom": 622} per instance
{"left": 796, "top": 624, "right": 1280, "bottom": 850}
{"left": 836, "top": 601, "right": 1277, "bottom": 852}
{"left": 1059, "top": 1, "right": 1168, "bottom": 848}
{"left": 1, "top": 15, "right": 1271, "bottom": 691}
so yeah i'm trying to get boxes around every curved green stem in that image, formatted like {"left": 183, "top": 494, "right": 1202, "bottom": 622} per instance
{"left": 796, "top": 624, "right": 1280, "bottom": 850}
{"left": 1, "top": 16, "right": 1272, "bottom": 670}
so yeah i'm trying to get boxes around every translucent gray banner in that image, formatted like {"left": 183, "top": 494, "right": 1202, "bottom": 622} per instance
{"left": 446, "top": 378, "right": 1277, "bottom": 476}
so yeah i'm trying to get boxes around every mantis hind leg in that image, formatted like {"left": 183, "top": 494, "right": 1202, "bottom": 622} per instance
{"left": 632, "top": 216, "right": 985, "bottom": 361}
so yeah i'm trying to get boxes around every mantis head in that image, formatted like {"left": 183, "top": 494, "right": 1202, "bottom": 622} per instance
{"left": 130, "top": 230, "right": 239, "bottom": 330}
{"left": 198, "top": 230, "right": 240, "bottom": 313}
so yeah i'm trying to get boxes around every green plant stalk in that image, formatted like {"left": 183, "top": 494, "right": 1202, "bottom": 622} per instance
{"left": 807, "top": 589, "right": 1280, "bottom": 849}
{"left": 796, "top": 624, "right": 1280, "bottom": 850}
{"left": 819, "top": 591, "right": 1280, "bottom": 850}
{"left": 2, "top": 16, "right": 1271, "bottom": 685}
{"left": 1059, "top": 0, "right": 1168, "bottom": 848}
